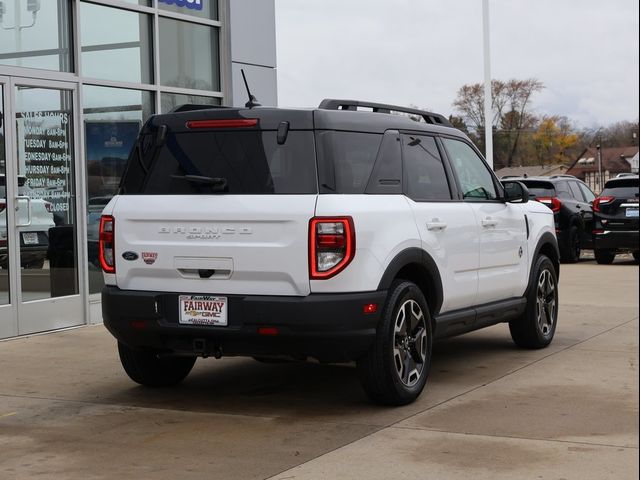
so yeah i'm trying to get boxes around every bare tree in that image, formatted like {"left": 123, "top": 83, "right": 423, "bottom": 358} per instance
{"left": 453, "top": 78, "right": 544, "bottom": 167}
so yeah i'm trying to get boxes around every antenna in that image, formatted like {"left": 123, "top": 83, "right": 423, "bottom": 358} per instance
{"left": 241, "top": 69, "right": 261, "bottom": 108}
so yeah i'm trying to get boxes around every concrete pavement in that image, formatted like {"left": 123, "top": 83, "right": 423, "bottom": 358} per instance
{"left": 1, "top": 258, "right": 638, "bottom": 479}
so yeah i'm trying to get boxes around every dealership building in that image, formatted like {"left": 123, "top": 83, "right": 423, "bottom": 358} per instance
{"left": 0, "top": 0, "right": 277, "bottom": 339}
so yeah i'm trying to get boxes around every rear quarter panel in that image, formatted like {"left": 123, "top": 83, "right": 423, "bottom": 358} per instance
{"left": 311, "top": 195, "right": 420, "bottom": 293}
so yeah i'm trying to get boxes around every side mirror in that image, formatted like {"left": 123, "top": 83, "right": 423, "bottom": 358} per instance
{"left": 502, "top": 180, "right": 530, "bottom": 203}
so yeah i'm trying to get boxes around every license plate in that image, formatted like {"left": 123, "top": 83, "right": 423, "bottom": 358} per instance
{"left": 626, "top": 208, "right": 639, "bottom": 218}
{"left": 178, "top": 295, "right": 227, "bottom": 326}
{"left": 22, "top": 232, "right": 39, "bottom": 245}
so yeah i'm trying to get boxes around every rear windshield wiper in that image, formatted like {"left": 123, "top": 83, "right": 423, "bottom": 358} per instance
{"left": 171, "top": 174, "right": 228, "bottom": 192}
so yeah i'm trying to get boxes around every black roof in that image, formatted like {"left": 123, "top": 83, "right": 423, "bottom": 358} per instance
{"left": 150, "top": 100, "right": 464, "bottom": 137}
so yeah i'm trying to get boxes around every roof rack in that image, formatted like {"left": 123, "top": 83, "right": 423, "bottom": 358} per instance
{"left": 318, "top": 99, "right": 452, "bottom": 127}
{"left": 170, "top": 104, "right": 231, "bottom": 113}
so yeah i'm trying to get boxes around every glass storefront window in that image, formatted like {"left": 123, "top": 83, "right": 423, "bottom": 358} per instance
{"left": 0, "top": 0, "right": 73, "bottom": 72}
{"left": 82, "top": 85, "right": 153, "bottom": 294}
{"left": 161, "top": 92, "right": 220, "bottom": 113}
{"left": 80, "top": 2, "right": 153, "bottom": 84}
{"left": 158, "top": 0, "right": 218, "bottom": 21}
{"left": 159, "top": 17, "right": 220, "bottom": 91}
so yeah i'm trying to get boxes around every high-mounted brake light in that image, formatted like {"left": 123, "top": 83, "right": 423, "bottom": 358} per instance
{"left": 592, "top": 196, "right": 614, "bottom": 213}
{"left": 309, "top": 217, "right": 355, "bottom": 279}
{"left": 185, "top": 119, "right": 258, "bottom": 129}
{"left": 99, "top": 215, "right": 116, "bottom": 274}
{"left": 535, "top": 196, "right": 562, "bottom": 213}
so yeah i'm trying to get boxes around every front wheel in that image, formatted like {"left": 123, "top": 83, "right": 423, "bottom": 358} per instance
{"left": 118, "top": 342, "right": 196, "bottom": 387}
{"left": 357, "top": 280, "right": 432, "bottom": 406}
{"left": 509, "top": 255, "right": 558, "bottom": 349}
{"left": 594, "top": 249, "right": 615, "bottom": 264}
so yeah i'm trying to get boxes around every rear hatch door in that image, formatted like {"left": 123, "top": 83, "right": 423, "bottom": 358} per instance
{"left": 112, "top": 112, "right": 317, "bottom": 296}
{"left": 598, "top": 179, "right": 639, "bottom": 230}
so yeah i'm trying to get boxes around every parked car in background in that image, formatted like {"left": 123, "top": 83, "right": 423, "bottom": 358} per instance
{"left": 592, "top": 175, "right": 639, "bottom": 264}
{"left": 509, "top": 175, "right": 596, "bottom": 263}
{"left": 0, "top": 175, "right": 55, "bottom": 269}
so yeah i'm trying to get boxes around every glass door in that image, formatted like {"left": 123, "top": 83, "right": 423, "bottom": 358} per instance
{"left": 0, "top": 77, "right": 84, "bottom": 338}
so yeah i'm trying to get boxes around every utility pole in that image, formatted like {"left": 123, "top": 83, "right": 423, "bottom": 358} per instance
{"left": 596, "top": 143, "right": 603, "bottom": 193}
{"left": 482, "top": 0, "right": 493, "bottom": 169}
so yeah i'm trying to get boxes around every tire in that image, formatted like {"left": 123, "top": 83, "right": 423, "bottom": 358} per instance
{"left": 594, "top": 249, "right": 615, "bottom": 265}
{"left": 117, "top": 341, "right": 196, "bottom": 387}
{"left": 509, "top": 255, "right": 558, "bottom": 349}
{"left": 357, "top": 280, "right": 433, "bottom": 406}
{"left": 632, "top": 251, "right": 639, "bottom": 263}
{"left": 560, "top": 225, "right": 580, "bottom": 263}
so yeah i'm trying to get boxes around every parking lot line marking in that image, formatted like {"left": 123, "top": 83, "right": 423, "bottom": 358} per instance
{"left": 0, "top": 412, "right": 17, "bottom": 419}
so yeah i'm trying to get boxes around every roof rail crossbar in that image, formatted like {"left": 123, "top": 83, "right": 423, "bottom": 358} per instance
{"left": 318, "top": 99, "right": 452, "bottom": 127}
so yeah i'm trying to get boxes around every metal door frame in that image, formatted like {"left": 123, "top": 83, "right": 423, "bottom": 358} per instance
{"left": 0, "top": 75, "right": 86, "bottom": 338}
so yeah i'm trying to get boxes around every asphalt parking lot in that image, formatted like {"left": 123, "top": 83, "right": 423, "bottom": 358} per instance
{"left": 1, "top": 257, "right": 638, "bottom": 480}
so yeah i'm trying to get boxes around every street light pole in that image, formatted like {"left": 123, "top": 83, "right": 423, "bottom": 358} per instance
{"left": 482, "top": 0, "right": 493, "bottom": 169}
{"left": 596, "top": 143, "right": 603, "bottom": 192}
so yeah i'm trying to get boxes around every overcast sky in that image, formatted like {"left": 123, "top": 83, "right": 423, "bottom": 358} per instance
{"left": 274, "top": 0, "right": 639, "bottom": 128}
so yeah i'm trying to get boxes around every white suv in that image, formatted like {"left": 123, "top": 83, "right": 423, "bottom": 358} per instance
{"left": 100, "top": 100, "right": 560, "bottom": 405}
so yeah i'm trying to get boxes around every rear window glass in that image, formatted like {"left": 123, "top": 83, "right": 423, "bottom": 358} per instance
{"left": 316, "top": 131, "right": 381, "bottom": 194}
{"left": 522, "top": 181, "right": 555, "bottom": 198}
{"left": 602, "top": 178, "right": 639, "bottom": 199}
{"left": 121, "top": 130, "right": 317, "bottom": 195}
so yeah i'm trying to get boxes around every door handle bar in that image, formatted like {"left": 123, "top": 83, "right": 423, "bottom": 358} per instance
{"left": 15, "top": 195, "right": 32, "bottom": 227}
{"left": 426, "top": 220, "right": 447, "bottom": 231}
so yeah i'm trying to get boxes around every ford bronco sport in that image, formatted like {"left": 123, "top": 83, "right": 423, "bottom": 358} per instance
{"left": 101, "top": 99, "right": 560, "bottom": 405}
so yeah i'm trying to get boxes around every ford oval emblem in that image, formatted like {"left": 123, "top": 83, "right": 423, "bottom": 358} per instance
{"left": 122, "top": 251, "right": 139, "bottom": 261}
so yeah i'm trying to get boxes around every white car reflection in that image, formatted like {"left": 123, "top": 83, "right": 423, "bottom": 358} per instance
{"left": 0, "top": 175, "right": 56, "bottom": 269}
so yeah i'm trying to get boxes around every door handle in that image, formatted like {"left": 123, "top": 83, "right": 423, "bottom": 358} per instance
{"left": 426, "top": 219, "right": 447, "bottom": 231}
{"left": 15, "top": 195, "right": 32, "bottom": 227}
{"left": 481, "top": 217, "right": 497, "bottom": 228}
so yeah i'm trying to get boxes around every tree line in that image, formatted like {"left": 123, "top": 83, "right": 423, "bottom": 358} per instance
{"left": 442, "top": 78, "right": 638, "bottom": 169}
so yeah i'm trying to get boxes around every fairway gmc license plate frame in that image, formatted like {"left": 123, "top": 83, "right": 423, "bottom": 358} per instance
{"left": 178, "top": 295, "right": 228, "bottom": 326}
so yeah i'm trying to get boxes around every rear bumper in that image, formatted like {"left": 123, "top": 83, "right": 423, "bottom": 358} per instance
{"left": 102, "top": 286, "right": 386, "bottom": 363}
{"left": 593, "top": 230, "right": 639, "bottom": 251}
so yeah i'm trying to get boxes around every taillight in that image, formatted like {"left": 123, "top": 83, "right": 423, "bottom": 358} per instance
{"left": 185, "top": 119, "right": 258, "bottom": 129}
{"left": 309, "top": 217, "right": 355, "bottom": 279}
{"left": 536, "top": 196, "right": 562, "bottom": 213}
{"left": 592, "top": 196, "right": 614, "bottom": 213}
{"left": 99, "top": 215, "right": 115, "bottom": 274}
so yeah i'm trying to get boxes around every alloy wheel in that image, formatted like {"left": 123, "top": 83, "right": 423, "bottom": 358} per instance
{"left": 393, "top": 299, "right": 428, "bottom": 387}
{"left": 536, "top": 269, "right": 557, "bottom": 336}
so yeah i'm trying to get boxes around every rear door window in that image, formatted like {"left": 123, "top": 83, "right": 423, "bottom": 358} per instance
{"left": 568, "top": 181, "right": 585, "bottom": 201}
{"left": 402, "top": 134, "right": 451, "bottom": 200}
{"left": 121, "top": 130, "right": 317, "bottom": 195}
